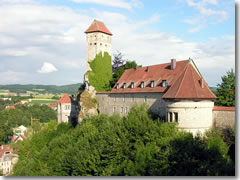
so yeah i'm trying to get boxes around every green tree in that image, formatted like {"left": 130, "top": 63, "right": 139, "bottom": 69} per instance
{"left": 88, "top": 52, "right": 112, "bottom": 91}
{"left": 0, "top": 123, "right": 13, "bottom": 145}
{"left": 110, "top": 60, "right": 140, "bottom": 88}
{"left": 216, "top": 69, "right": 235, "bottom": 106}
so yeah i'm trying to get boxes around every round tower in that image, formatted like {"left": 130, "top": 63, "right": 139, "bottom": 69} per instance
{"left": 85, "top": 19, "right": 112, "bottom": 71}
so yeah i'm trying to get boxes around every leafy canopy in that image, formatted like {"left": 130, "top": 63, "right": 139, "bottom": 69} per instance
{"left": 88, "top": 52, "right": 112, "bottom": 92}
{"left": 12, "top": 105, "right": 234, "bottom": 176}
{"left": 216, "top": 69, "right": 235, "bottom": 106}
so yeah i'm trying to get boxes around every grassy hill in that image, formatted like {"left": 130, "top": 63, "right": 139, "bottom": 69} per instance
{"left": 0, "top": 83, "right": 82, "bottom": 94}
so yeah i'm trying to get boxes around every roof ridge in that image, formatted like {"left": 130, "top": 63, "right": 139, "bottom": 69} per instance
{"left": 175, "top": 64, "right": 189, "bottom": 98}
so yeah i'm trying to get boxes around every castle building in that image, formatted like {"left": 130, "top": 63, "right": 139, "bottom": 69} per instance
{"left": 57, "top": 93, "right": 77, "bottom": 123}
{"left": 84, "top": 20, "right": 112, "bottom": 71}
{"left": 57, "top": 20, "right": 235, "bottom": 135}
{"left": 96, "top": 59, "right": 217, "bottom": 135}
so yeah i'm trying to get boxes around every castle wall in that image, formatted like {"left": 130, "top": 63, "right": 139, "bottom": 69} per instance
{"left": 96, "top": 92, "right": 167, "bottom": 118}
{"left": 166, "top": 100, "right": 214, "bottom": 135}
{"left": 86, "top": 32, "right": 112, "bottom": 71}
{"left": 213, "top": 111, "right": 235, "bottom": 129}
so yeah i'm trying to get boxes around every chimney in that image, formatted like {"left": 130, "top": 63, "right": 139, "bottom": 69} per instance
{"left": 200, "top": 78, "right": 204, "bottom": 88}
{"left": 146, "top": 66, "right": 149, "bottom": 72}
{"left": 171, "top": 59, "right": 176, "bottom": 70}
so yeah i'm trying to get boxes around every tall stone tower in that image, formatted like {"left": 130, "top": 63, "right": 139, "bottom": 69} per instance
{"left": 84, "top": 19, "right": 112, "bottom": 71}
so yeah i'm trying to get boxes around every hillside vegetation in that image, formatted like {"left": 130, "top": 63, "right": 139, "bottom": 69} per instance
{"left": 0, "top": 83, "right": 82, "bottom": 94}
{"left": 12, "top": 105, "right": 234, "bottom": 176}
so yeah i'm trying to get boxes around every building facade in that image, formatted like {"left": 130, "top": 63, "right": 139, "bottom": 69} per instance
{"left": 57, "top": 93, "right": 78, "bottom": 124}
{"left": 0, "top": 145, "right": 18, "bottom": 176}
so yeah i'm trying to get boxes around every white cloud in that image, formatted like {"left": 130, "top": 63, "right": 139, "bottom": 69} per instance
{"left": 70, "top": 0, "right": 143, "bottom": 9}
{"left": 38, "top": 62, "right": 58, "bottom": 73}
{"left": 183, "top": 0, "right": 228, "bottom": 32}
{"left": 0, "top": 1, "right": 234, "bottom": 86}
{"left": 0, "top": 71, "right": 26, "bottom": 84}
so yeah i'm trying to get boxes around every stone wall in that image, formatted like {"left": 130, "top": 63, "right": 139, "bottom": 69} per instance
{"left": 96, "top": 92, "right": 167, "bottom": 118}
{"left": 213, "top": 110, "right": 235, "bottom": 129}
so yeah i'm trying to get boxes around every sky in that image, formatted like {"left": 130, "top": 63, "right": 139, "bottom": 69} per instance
{"left": 0, "top": 0, "right": 235, "bottom": 87}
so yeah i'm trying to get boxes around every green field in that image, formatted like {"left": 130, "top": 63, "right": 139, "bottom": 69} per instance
{"left": 30, "top": 99, "right": 57, "bottom": 104}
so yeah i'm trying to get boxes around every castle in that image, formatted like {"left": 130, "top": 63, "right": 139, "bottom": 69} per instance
{"left": 57, "top": 20, "right": 235, "bottom": 135}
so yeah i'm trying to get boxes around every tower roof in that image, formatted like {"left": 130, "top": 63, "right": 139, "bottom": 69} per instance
{"left": 57, "top": 93, "right": 71, "bottom": 104}
{"left": 85, "top": 20, "right": 112, "bottom": 35}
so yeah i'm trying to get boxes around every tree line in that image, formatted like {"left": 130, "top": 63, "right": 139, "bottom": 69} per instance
{"left": 0, "top": 104, "right": 57, "bottom": 145}
{"left": 12, "top": 105, "right": 234, "bottom": 176}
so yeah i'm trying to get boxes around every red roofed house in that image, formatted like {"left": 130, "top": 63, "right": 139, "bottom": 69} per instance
{"left": 57, "top": 94, "right": 78, "bottom": 123}
{"left": 0, "top": 145, "right": 18, "bottom": 175}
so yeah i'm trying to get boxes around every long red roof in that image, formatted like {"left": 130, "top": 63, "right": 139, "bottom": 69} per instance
{"left": 85, "top": 20, "right": 112, "bottom": 35}
{"left": 213, "top": 106, "right": 235, "bottom": 111}
{"left": 57, "top": 93, "right": 71, "bottom": 104}
{"left": 97, "top": 60, "right": 216, "bottom": 100}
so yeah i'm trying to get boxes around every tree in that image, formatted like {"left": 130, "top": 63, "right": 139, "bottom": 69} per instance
{"left": 112, "top": 51, "right": 125, "bottom": 73}
{"left": 110, "top": 60, "right": 140, "bottom": 88}
{"left": 0, "top": 123, "right": 13, "bottom": 145}
{"left": 216, "top": 69, "right": 235, "bottom": 106}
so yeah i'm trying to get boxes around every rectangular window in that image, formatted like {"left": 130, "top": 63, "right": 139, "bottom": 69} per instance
{"left": 150, "top": 81, "right": 155, "bottom": 88}
{"left": 123, "top": 83, "right": 126, "bottom": 89}
{"left": 169, "top": 112, "right": 173, "bottom": 122}
{"left": 144, "top": 96, "right": 147, "bottom": 102}
{"left": 131, "top": 82, "right": 134, "bottom": 89}
{"left": 124, "top": 107, "right": 128, "bottom": 113}
{"left": 162, "top": 80, "right": 167, "bottom": 87}
{"left": 121, "top": 107, "right": 123, "bottom": 113}
{"left": 140, "top": 82, "right": 144, "bottom": 88}
{"left": 174, "top": 112, "right": 178, "bottom": 122}
{"left": 116, "top": 84, "right": 120, "bottom": 89}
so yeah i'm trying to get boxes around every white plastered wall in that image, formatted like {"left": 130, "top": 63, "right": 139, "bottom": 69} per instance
{"left": 166, "top": 100, "right": 214, "bottom": 136}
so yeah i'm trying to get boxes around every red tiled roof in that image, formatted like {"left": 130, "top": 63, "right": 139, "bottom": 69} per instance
{"left": 48, "top": 103, "right": 57, "bottom": 108}
{"left": 213, "top": 106, "right": 235, "bottom": 111}
{"left": 57, "top": 94, "right": 71, "bottom": 104}
{"left": 0, "top": 145, "right": 13, "bottom": 158}
{"left": 97, "top": 60, "right": 216, "bottom": 100}
{"left": 107, "top": 60, "right": 189, "bottom": 93}
{"left": 85, "top": 19, "right": 112, "bottom": 35}
{"left": 6, "top": 105, "right": 16, "bottom": 109}
{"left": 162, "top": 64, "right": 216, "bottom": 99}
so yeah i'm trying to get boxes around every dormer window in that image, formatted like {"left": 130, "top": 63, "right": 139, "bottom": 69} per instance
{"left": 116, "top": 84, "right": 120, "bottom": 89}
{"left": 123, "top": 83, "right": 126, "bottom": 89}
{"left": 150, "top": 81, "right": 155, "bottom": 88}
{"left": 162, "top": 80, "right": 167, "bottom": 87}
{"left": 140, "top": 82, "right": 144, "bottom": 88}
{"left": 131, "top": 82, "right": 134, "bottom": 89}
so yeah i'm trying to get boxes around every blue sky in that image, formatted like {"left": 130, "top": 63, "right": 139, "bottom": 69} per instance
{"left": 0, "top": 0, "right": 235, "bottom": 87}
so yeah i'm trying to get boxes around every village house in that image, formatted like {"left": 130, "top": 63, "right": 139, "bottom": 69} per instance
{"left": 0, "top": 145, "right": 18, "bottom": 176}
